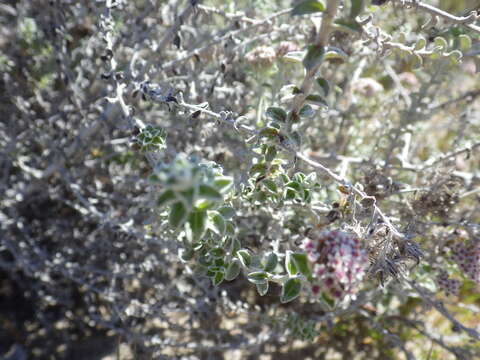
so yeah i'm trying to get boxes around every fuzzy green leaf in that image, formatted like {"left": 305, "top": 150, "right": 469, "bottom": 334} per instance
{"left": 212, "top": 271, "right": 224, "bottom": 286}
{"left": 213, "top": 177, "right": 233, "bottom": 192}
{"left": 225, "top": 259, "right": 241, "bottom": 281}
{"left": 291, "top": 253, "right": 312, "bottom": 277}
{"left": 237, "top": 249, "right": 252, "bottom": 267}
{"left": 198, "top": 184, "right": 223, "bottom": 201}
{"left": 256, "top": 282, "right": 269, "bottom": 296}
{"left": 157, "top": 190, "right": 176, "bottom": 207}
{"left": 218, "top": 206, "right": 236, "bottom": 219}
{"left": 286, "top": 251, "right": 299, "bottom": 276}
{"left": 303, "top": 45, "right": 325, "bottom": 71}
{"left": 266, "top": 107, "right": 287, "bottom": 122}
{"left": 169, "top": 201, "right": 188, "bottom": 228}
{"left": 324, "top": 46, "right": 347, "bottom": 61}
{"left": 316, "top": 77, "right": 330, "bottom": 97}
{"left": 188, "top": 210, "right": 207, "bottom": 240}
{"left": 211, "top": 212, "right": 226, "bottom": 235}
{"left": 247, "top": 271, "right": 268, "bottom": 284}
{"left": 291, "top": 0, "right": 325, "bottom": 16}
{"left": 299, "top": 104, "right": 315, "bottom": 118}
{"left": 265, "top": 146, "right": 277, "bottom": 162}
{"left": 305, "top": 94, "right": 328, "bottom": 107}
{"left": 263, "top": 179, "right": 278, "bottom": 193}
{"left": 281, "top": 278, "right": 302, "bottom": 303}
{"left": 264, "top": 252, "right": 278, "bottom": 273}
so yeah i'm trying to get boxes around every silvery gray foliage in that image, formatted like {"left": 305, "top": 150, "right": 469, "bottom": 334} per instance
{"left": 1, "top": 0, "right": 480, "bottom": 359}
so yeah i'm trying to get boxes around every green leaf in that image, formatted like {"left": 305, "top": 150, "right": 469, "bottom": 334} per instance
{"left": 218, "top": 206, "right": 236, "bottom": 219}
{"left": 434, "top": 36, "right": 448, "bottom": 52}
{"left": 350, "top": 0, "right": 364, "bottom": 18}
{"left": 264, "top": 252, "right": 278, "bottom": 272}
{"left": 299, "top": 104, "right": 315, "bottom": 118}
{"left": 414, "top": 37, "right": 426, "bottom": 51}
{"left": 280, "top": 174, "right": 290, "bottom": 184}
{"left": 281, "top": 278, "right": 302, "bottom": 303}
{"left": 448, "top": 50, "right": 462, "bottom": 65}
{"left": 303, "top": 189, "right": 311, "bottom": 202}
{"left": 225, "top": 259, "right": 241, "bottom": 281}
{"left": 210, "top": 247, "right": 225, "bottom": 258}
{"left": 169, "top": 201, "right": 188, "bottom": 228}
{"left": 292, "top": 172, "right": 306, "bottom": 183}
{"left": 231, "top": 238, "right": 241, "bottom": 253}
{"left": 266, "top": 107, "right": 287, "bottom": 122}
{"left": 237, "top": 249, "right": 252, "bottom": 267}
{"left": 259, "top": 127, "right": 280, "bottom": 138}
{"left": 286, "top": 251, "right": 299, "bottom": 276}
{"left": 212, "top": 271, "right": 224, "bottom": 286}
{"left": 247, "top": 271, "right": 268, "bottom": 284}
{"left": 213, "top": 177, "right": 233, "bottom": 193}
{"left": 256, "top": 282, "right": 269, "bottom": 296}
{"left": 324, "top": 46, "right": 347, "bottom": 62}
{"left": 458, "top": 34, "right": 472, "bottom": 51}
{"left": 291, "top": 0, "right": 326, "bottom": 16}
{"left": 410, "top": 53, "right": 423, "bottom": 69}
{"left": 289, "top": 132, "right": 302, "bottom": 148}
{"left": 305, "top": 94, "right": 328, "bottom": 107}
{"left": 282, "top": 51, "right": 305, "bottom": 63}
{"left": 303, "top": 45, "right": 325, "bottom": 71}
{"left": 292, "top": 86, "right": 303, "bottom": 94}
{"left": 263, "top": 179, "right": 278, "bottom": 193}
{"left": 316, "top": 77, "right": 330, "bottom": 97}
{"left": 193, "top": 241, "right": 204, "bottom": 251}
{"left": 335, "top": 18, "right": 363, "bottom": 33}
{"left": 188, "top": 210, "right": 207, "bottom": 240}
{"left": 226, "top": 221, "right": 235, "bottom": 236}
{"left": 198, "top": 184, "right": 223, "bottom": 202}
{"left": 157, "top": 190, "right": 176, "bottom": 207}
{"left": 285, "top": 188, "right": 296, "bottom": 200}
{"left": 179, "top": 247, "right": 195, "bottom": 262}
{"left": 291, "top": 253, "right": 312, "bottom": 277}
{"left": 269, "top": 122, "right": 281, "bottom": 130}
{"left": 265, "top": 146, "right": 277, "bottom": 162}
{"left": 250, "top": 162, "right": 268, "bottom": 176}
{"left": 286, "top": 181, "right": 302, "bottom": 191}
{"left": 211, "top": 212, "right": 226, "bottom": 235}
{"left": 215, "top": 257, "right": 226, "bottom": 268}
{"left": 179, "top": 188, "right": 195, "bottom": 204}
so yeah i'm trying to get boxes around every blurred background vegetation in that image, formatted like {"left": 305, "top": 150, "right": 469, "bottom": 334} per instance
{"left": 0, "top": 0, "right": 479, "bottom": 359}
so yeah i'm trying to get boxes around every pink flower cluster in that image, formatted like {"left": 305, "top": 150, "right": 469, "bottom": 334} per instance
{"left": 451, "top": 242, "right": 480, "bottom": 283}
{"left": 436, "top": 270, "right": 461, "bottom": 296}
{"left": 302, "top": 230, "right": 368, "bottom": 300}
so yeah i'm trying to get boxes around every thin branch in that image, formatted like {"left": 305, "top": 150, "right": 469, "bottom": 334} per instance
{"left": 408, "top": 280, "right": 480, "bottom": 341}
{"left": 429, "top": 89, "right": 480, "bottom": 113}
{"left": 296, "top": 152, "right": 405, "bottom": 239}
{"left": 288, "top": 0, "right": 341, "bottom": 120}
{"left": 155, "top": 8, "right": 291, "bottom": 75}
{"left": 141, "top": 0, "right": 199, "bottom": 79}
{"left": 398, "top": 1, "right": 480, "bottom": 34}
{"left": 422, "top": 141, "right": 480, "bottom": 170}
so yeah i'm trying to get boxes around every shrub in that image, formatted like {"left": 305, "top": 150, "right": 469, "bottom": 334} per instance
{"left": 1, "top": 0, "right": 479, "bottom": 358}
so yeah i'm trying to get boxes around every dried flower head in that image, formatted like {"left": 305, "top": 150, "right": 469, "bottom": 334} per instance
{"left": 353, "top": 78, "right": 384, "bottom": 97}
{"left": 302, "top": 230, "right": 368, "bottom": 301}
{"left": 245, "top": 46, "right": 276, "bottom": 68}
{"left": 436, "top": 270, "right": 461, "bottom": 296}
{"left": 276, "top": 41, "right": 300, "bottom": 57}
{"left": 451, "top": 241, "right": 480, "bottom": 283}
{"left": 411, "top": 174, "right": 461, "bottom": 216}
